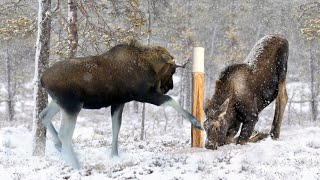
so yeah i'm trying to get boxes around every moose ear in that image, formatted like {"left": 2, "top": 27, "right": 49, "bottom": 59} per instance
{"left": 162, "top": 54, "right": 174, "bottom": 64}
{"left": 218, "top": 98, "right": 229, "bottom": 116}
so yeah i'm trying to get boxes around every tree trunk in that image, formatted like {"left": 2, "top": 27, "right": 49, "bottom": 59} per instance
{"left": 185, "top": 62, "right": 192, "bottom": 112}
{"left": 209, "top": 26, "right": 217, "bottom": 59}
{"left": 184, "top": 0, "right": 192, "bottom": 113}
{"left": 6, "top": 44, "right": 14, "bottom": 121}
{"left": 140, "top": 0, "right": 152, "bottom": 140}
{"left": 179, "top": 69, "right": 185, "bottom": 125}
{"left": 32, "top": 0, "right": 52, "bottom": 156}
{"left": 133, "top": 101, "right": 139, "bottom": 113}
{"left": 67, "top": 0, "right": 78, "bottom": 58}
{"left": 140, "top": 103, "right": 145, "bottom": 140}
{"left": 309, "top": 41, "right": 318, "bottom": 121}
{"left": 163, "top": 107, "right": 169, "bottom": 132}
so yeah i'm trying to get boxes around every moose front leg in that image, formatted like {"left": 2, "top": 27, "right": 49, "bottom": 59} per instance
{"left": 225, "top": 121, "right": 241, "bottom": 144}
{"left": 237, "top": 114, "right": 258, "bottom": 145}
{"left": 270, "top": 81, "right": 288, "bottom": 139}
{"left": 58, "top": 107, "right": 82, "bottom": 169}
{"left": 142, "top": 93, "right": 203, "bottom": 130}
{"left": 110, "top": 103, "right": 125, "bottom": 156}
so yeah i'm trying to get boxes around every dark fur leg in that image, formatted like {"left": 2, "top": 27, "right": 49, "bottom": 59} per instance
{"left": 225, "top": 121, "right": 241, "bottom": 144}
{"left": 237, "top": 114, "right": 258, "bottom": 145}
{"left": 111, "top": 103, "right": 125, "bottom": 156}
{"left": 270, "top": 81, "right": 288, "bottom": 139}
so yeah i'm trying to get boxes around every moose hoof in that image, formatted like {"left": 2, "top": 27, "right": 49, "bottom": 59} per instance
{"left": 193, "top": 121, "right": 204, "bottom": 131}
{"left": 270, "top": 132, "right": 279, "bottom": 140}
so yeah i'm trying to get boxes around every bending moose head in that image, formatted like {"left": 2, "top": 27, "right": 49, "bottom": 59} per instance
{"left": 204, "top": 35, "right": 289, "bottom": 150}
{"left": 39, "top": 40, "right": 203, "bottom": 169}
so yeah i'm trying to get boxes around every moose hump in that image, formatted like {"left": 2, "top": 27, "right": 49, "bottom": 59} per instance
{"left": 245, "top": 35, "right": 289, "bottom": 69}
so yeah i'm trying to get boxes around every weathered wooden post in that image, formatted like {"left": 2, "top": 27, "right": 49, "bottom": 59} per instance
{"left": 191, "top": 47, "right": 205, "bottom": 148}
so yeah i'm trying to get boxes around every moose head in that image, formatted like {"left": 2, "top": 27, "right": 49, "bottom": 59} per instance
{"left": 204, "top": 96, "right": 231, "bottom": 150}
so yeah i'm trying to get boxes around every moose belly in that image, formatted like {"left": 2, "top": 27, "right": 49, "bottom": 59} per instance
{"left": 81, "top": 90, "right": 134, "bottom": 109}
{"left": 258, "top": 84, "right": 279, "bottom": 111}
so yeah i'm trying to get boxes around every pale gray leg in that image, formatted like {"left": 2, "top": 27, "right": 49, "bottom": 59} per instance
{"left": 142, "top": 93, "right": 203, "bottom": 130}
{"left": 162, "top": 98, "right": 203, "bottom": 130}
{"left": 39, "top": 100, "right": 62, "bottom": 151}
{"left": 58, "top": 108, "right": 81, "bottom": 169}
{"left": 111, "top": 103, "right": 125, "bottom": 156}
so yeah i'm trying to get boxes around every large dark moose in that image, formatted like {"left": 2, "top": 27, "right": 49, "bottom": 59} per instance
{"left": 39, "top": 40, "right": 203, "bottom": 169}
{"left": 204, "top": 35, "right": 289, "bottom": 150}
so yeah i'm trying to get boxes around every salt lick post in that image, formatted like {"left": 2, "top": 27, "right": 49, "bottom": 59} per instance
{"left": 191, "top": 47, "right": 205, "bottom": 148}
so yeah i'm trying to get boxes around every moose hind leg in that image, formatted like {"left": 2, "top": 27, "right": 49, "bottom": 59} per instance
{"left": 58, "top": 108, "right": 81, "bottom": 169}
{"left": 270, "top": 81, "right": 288, "bottom": 139}
{"left": 249, "top": 132, "right": 269, "bottom": 143}
{"left": 111, "top": 103, "right": 125, "bottom": 156}
{"left": 39, "top": 100, "right": 62, "bottom": 151}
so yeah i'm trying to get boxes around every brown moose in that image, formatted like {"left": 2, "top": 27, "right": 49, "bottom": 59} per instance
{"left": 39, "top": 40, "right": 203, "bottom": 169}
{"left": 204, "top": 35, "right": 289, "bottom": 150}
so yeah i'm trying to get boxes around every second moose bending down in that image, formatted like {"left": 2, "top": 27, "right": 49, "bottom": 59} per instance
{"left": 39, "top": 40, "right": 203, "bottom": 169}
{"left": 204, "top": 35, "right": 289, "bottom": 150}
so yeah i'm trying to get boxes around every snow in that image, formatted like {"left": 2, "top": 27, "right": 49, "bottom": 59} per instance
{"left": 1, "top": 120, "right": 320, "bottom": 179}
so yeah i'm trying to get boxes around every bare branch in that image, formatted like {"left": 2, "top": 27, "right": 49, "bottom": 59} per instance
{"left": 53, "top": 0, "right": 60, "bottom": 12}
{"left": 79, "top": 0, "right": 88, "bottom": 17}
{"left": 299, "top": 2, "right": 320, "bottom": 20}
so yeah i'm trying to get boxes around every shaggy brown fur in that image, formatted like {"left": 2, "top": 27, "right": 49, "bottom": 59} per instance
{"left": 41, "top": 40, "right": 178, "bottom": 111}
{"left": 204, "top": 35, "right": 289, "bottom": 150}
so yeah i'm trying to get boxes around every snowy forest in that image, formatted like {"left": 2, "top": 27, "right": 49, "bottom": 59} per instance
{"left": 0, "top": 0, "right": 320, "bottom": 179}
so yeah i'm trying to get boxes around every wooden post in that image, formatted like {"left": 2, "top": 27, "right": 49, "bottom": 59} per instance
{"left": 191, "top": 47, "right": 205, "bottom": 148}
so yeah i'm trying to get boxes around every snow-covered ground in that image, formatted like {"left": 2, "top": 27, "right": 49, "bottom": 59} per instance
{"left": 1, "top": 117, "right": 320, "bottom": 180}
{"left": 0, "top": 81, "right": 319, "bottom": 179}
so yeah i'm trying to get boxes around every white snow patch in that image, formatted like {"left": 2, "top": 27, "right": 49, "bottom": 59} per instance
{"left": 1, "top": 124, "right": 320, "bottom": 179}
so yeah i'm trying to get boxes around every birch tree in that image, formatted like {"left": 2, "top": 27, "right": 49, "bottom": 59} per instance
{"left": 32, "top": 0, "right": 52, "bottom": 156}
{"left": 140, "top": 0, "right": 152, "bottom": 141}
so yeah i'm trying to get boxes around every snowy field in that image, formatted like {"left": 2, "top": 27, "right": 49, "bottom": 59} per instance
{"left": 1, "top": 113, "right": 320, "bottom": 180}
{"left": 0, "top": 82, "right": 319, "bottom": 179}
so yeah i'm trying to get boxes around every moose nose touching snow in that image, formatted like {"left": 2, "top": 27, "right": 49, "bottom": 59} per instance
{"left": 204, "top": 35, "right": 289, "bottom": 150}
{"left": 39, "top": 40, "right": 203, "bottom": 169}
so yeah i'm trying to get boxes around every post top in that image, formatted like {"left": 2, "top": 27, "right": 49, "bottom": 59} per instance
{"left": 192, "top": 47, "right": 204, "bottom": 73}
